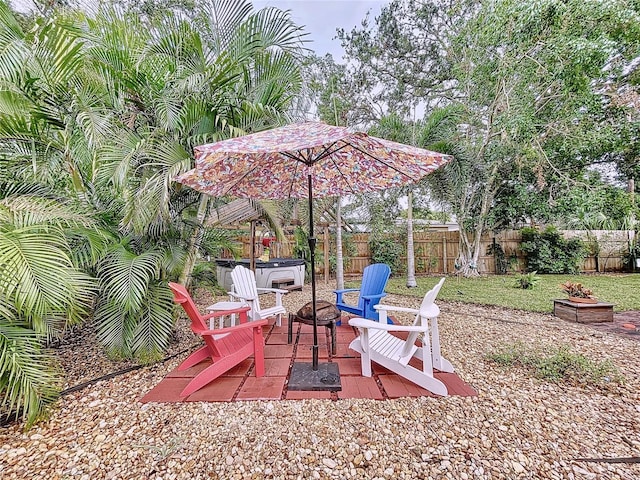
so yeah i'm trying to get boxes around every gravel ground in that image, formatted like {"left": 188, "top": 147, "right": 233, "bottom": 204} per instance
{"left": 1, "top": 283, "right": 639, "bottom": 480}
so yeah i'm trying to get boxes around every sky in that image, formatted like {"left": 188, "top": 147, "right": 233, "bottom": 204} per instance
{"left": 251, "top": 0, "right": 388, "bottom": 60}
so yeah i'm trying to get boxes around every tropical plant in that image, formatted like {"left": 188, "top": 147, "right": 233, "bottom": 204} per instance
{"left": 369, "top": 235, "right": 403, "bottom": 275}
{"left": 560, "top": 281, "right": 595, "bottom": 299}
{"left": 515, "top": 271, "right": 540, "bottom": 290}
{"left": 0, "top": 191, "right": 98, "bottom": 426}
{"left": 0, "top": 0, "right": 307, "bottom": 424}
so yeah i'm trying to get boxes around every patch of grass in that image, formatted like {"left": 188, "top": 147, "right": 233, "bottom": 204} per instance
{"left": 486, "top": 342, "right": 624, "bottom": 387}
{"left": 383, "top": 274, "right": 640, "bottom": 312}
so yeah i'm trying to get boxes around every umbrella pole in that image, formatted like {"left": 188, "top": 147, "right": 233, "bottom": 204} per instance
{"left": 307, "top": 174, "right": 319, "bottom": 370}
{"left": 285, "top": 174, "right": 341, "bottom": 392}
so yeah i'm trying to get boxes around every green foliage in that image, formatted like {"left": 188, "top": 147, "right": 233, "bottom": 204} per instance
{"left": 190, "top": 261, "right": 217, "bottom": 288}
{"left": 486, "top": 343, "right": 623, "bottom": 387}
{"left": 328, "top": 233, "right": 356, "bottom": 274}
{"left": 519, "top": 226, "right": 585, "bottom": 274}
{"left": 368, "top": 236, "right": 403, "bottom": 275}
{"left": 0, "top": 315, "right": 62, "bottom": 428}
{"left": 0, "top": 192, "right": 97, "bottom": 426}
{"left": 486, "top": 241, "right": 509, "bottom": 274}
{"left": 94, "top": 245, "right": 175, "bottom": 362}
{"left": 339, "top": 0, "right": 640, "bottom": 276}
{"left": 415, "top": 244, "right": 439, "bottom": 274}
{"left": 515, "top": 271, "right": 539, "bottom": 290}
{"left": 622, "top": 240, "right": 640, "bottom": 271}
{"left": 0, "top": 0, "right": 307, "bottom": 425}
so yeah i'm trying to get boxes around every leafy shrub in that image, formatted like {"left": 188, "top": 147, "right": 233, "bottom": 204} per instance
{"left": 515, "top": 271, "right": 539, "bottom": 289}
{"left": 293, "top": 226, "right": 321, "bottom": 281}
{"left": 622, "top": 240, "right": 640, "bottom": 271}
{"left": 486, "top": 342, "right": 623, "bottom": 387}
{"left": 487, "top": 241, "right": 509, "bottom": 274}
{"left": 519, "top": 226, "right": 585, "bottom": 274}
{"left": 369, "top": 235, "right": 403, "bottom": 274}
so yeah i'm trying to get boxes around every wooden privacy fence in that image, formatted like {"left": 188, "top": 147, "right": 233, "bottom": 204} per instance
{"left": 219, "top": 229, "right": 635, "bottom": 276}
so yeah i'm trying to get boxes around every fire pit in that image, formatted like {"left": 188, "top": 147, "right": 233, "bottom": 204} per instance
{"left": 288, "top": 300, "right": 340, "bottom": 355}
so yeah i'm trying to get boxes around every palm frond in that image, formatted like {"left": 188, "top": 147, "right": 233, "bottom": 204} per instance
{"left": 96, "top": 245, "right": 162, "bottom": 313}
{"left": 201, "top": 227, "right": 242, "bottom": 259}
{"left": 0, "top": 194, "right": 93, "bottom": 229}
{"left": 130, "top": 282, "right": 175, "bottom": 361}
{"left": 202, "top": 0, "right": 254, "bottom": 56}
{"left": 0, "top": 226, "right": 83, "bottom": 339}
{"left": 160, "top": 243, "right": 189, "bottom": 279}
{"left": 0, "top": 315, "right": 60, "bottom": 427}
{"left": 239, "top": 6, "right": 309, "bottom": 56}
{"left": 0, "top": 2, "right": 27, "bottom": 82}
{"left": 94, "top": 300, "right": 131, "bottom": 358}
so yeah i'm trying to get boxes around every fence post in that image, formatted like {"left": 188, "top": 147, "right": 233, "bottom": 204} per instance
{"left": 492, "top": 237, "right": 497, "bottom": 274}
{"left": 442, "top": 234, "right": 447, "bottom": 274}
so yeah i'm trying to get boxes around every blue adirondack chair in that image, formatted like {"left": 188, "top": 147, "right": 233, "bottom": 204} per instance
{"left": 334, "top": 263, "right": 391, "bottom": 322}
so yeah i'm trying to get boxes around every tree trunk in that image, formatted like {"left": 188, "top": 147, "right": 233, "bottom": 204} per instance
{"left": 406, "top": 191, "right": 417, "bottom": 287}
{"left": 335, "top": 196, "right": 344, "bottom": 290}
{"left": 179, "top": 194, "right": 210, "bottom": 288}
{"left": 455, "top": 158, "right": 500, "bottom": 277}
{"left": 456, "top": 228, "right": 480, "bottom": 277}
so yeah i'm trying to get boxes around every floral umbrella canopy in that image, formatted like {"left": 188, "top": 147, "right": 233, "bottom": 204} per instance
{"left": 179, "top": 122, "right": 451, "bottom": 199}
{"left": 176, "top": 122, "right": 452, "bottom": 389}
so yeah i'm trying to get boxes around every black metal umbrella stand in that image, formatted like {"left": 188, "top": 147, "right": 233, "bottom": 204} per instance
{"left": 287, "top": 174, "right": 341, "bottom": 391}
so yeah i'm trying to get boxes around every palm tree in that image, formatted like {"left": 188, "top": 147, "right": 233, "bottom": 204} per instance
{"left": 0, "top": 0, "right": 307, "bottom": 423}
{"left": 0, "top": 1, "right": 111, "bottom": 425}
{"left": 0, "top": 186, "right": 99, "bottom": 426}
{"left": 89, "top": 1, "right": 306, "bottom": 358}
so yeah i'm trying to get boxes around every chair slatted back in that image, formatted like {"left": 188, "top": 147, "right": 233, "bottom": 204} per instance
{"left": 168, "top": 282, "right": 221, "bottom": 356}
{"left": 231, "top": 266, "right": 261, "bottom": 311}
{"left": 417, "top": 277, "right": 445, "bottom": 322}
{"left": 358, "top": 263, "right": 391, "bottom": 311}
{"left": 402, "top": 277, "right": 446, "bottom": 359}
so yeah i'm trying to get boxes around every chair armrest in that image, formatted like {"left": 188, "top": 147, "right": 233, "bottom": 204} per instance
{"left": 257, "top": 287, "right": 288, "bottom": 295}
{"left": 375, "top": 304, "right": 418, "bottom": 314}
{"left": 374, "top": 304, "right": 440, "bottom": 318}
{"left": 228, "top": 292, "right": 256, "bottom": 302}
{"left": 361, "top": 293, "right": 387, "bottom": 301}
{"left": 194, "top": 318, "right": 269, "bottom": 336}
{"left": 202, "top": 306, "right": 251, "bottom": 321}
{"left": 334, "top": 288, "right": 359, "bottom": 294}
{"left": 348, "top": 317, "right": 429, "bottom": 333}
{"left": 335, "top": 288, "right": 360, "bottom": 304}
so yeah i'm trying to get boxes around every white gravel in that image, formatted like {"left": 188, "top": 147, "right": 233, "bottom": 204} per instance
{"left": 1, "top": 283, "right": 639, "bottom": 479}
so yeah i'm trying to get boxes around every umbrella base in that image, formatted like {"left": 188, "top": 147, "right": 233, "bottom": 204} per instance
{"left": 288, "top": 362, "right": 341, "bottom": 391}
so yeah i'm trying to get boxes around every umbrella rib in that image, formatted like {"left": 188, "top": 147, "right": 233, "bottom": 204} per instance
{"left": 281, "top": 142, "right": 345, "bottom": 165}
{"left": 217, "top": 161, "right": 262, "bottom": 196}
{"left": 313, "top": 141, "right": 347, "bottom": 163}
{"left": 346, "top": 141, "right": 426, "bottom": 182}
{"left": 310, "top": 142, "right": 358, "bottom": 194}
{"left": 281, "top": 143, "right": 348, "bottom": 197}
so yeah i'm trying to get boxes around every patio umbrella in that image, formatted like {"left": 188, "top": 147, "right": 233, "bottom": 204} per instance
{"left": 175, "top": 122, "right": 453, "bottom": 389}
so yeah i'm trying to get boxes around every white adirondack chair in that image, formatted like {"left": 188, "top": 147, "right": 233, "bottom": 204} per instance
{"left": 229, "top": 265, "right": 287, "bottom": 326}
{"left": 348, "top": 277, "right": 454, "bottom": 396}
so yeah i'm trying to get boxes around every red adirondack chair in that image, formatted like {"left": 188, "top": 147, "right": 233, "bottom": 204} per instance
{"left": 168, "top": 282, "right": 268, "bottom": 397}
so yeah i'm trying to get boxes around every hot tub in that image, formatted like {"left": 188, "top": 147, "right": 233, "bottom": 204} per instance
{"left": 215, "top": 258, "right": 305, "bottom": 291}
